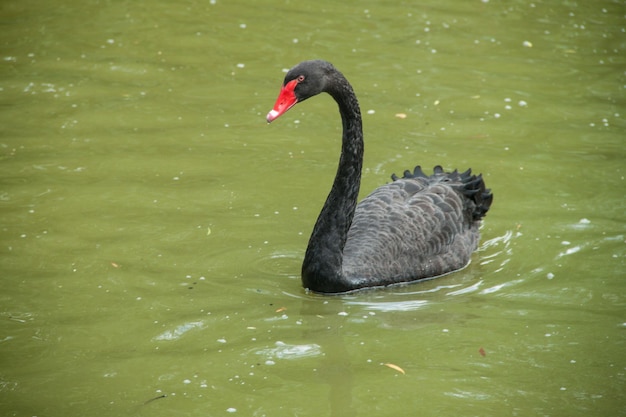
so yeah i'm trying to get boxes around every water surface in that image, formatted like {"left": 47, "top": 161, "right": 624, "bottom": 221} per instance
{"left": 1, "top": 1, "right": 624, "bottom": 416}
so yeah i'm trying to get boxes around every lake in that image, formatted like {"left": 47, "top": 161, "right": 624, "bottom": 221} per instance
{"left": 0, "top": 0, "right": 624, "bottom": 416}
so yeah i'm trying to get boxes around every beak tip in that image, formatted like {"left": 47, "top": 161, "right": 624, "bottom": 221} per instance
{"left": 266, "top": 109, "right": 280, "bottom": 123}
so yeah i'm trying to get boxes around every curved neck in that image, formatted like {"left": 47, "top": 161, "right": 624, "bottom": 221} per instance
{"left": 302, "top": 76, "right": 363, "bottom": 293}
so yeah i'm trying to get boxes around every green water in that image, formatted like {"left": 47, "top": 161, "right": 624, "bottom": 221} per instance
{"left": 1, "top": 0, "right": 624, "bottom": 416}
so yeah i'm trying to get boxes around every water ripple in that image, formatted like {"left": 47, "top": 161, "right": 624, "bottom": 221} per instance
{"left": 255, "top": 341, "right": 322, "bottom": 362}
{"left": 153, "top": 321, "right": 205, "bottom": 341}
{"left": 345, "top": 299, "right": 429, "bottom": 312}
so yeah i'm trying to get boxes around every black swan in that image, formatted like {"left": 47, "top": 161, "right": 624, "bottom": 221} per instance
{"left": 266, "top": 60, "right": 492, "bottom": 293}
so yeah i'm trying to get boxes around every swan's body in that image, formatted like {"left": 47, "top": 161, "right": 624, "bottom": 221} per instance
{"left": 267, "top": 60, "right": 492, "bottom": 293}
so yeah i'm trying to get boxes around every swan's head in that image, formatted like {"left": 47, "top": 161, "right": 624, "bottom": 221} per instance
{"left": 267, "top": 60, "right": 334, "bottom": 123}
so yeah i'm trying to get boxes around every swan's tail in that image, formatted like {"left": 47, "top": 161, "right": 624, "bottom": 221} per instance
{"left": 391, "top": 165, "right": 493, "bottom": 221}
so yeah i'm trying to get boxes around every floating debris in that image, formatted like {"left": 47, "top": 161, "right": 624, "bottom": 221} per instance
{"left": 384, "top": 363, "right": 405, "bottom": 374}
{"left": 144, "top": 394, "right": 166, "bottom": 405}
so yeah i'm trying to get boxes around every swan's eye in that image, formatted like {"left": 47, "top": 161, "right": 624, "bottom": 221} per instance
{"left": 297, "top": 75, "right": 305, "bottom": 82}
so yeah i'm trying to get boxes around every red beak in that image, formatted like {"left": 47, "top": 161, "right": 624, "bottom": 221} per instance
{"left": 266, "top": 79, "right": 299, "bottom": 123}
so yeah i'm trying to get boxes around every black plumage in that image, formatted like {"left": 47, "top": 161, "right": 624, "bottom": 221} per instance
{"left": 267, "top": 60, "right": 493, "bottom": 293}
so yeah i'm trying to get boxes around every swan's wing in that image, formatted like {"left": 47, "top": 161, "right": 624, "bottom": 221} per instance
{"left": 342, "top": 166, "right": 491, "bottom": 284}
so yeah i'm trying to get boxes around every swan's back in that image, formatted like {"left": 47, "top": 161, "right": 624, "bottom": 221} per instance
{"left": 342, "top": 166, "right": 492, "bottom": 287}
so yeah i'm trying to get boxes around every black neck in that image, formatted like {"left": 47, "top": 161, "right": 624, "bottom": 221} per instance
{"left": 301, "top": 75, "right": 363, "bottom": 293}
